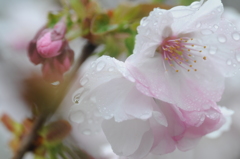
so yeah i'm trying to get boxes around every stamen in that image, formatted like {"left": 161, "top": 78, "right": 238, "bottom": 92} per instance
{"left": 160, "top": 37, "right": 207, "bottom": 73}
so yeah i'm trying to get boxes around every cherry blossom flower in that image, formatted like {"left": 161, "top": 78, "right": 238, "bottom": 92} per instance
{"left": 69, "top": 56, "right": 226, "bottom": 158}
{"left": 126, "top": 0, "right": 240, "bottom": 112}
{"left": 28, "top": 21, "right": 74, "bottom": 82}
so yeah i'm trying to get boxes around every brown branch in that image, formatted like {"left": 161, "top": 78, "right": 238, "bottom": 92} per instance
{"left": 12, "top": 41, "right": 97, "bottom": 159}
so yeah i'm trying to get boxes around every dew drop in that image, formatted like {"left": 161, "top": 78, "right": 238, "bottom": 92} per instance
{"left": 104, "top": 115, "right": 112, "bottom": 120}
{"left": 80, "top": 77, "right": 88, "bottom": 86}
{"left": 140, "top": 17, "right": 148, "bottom": 26}
{"left": 140, "top": 113, "right": 150, "bottom": 120}
{"left": 145, "top": 29, "right": 150, "bottom": 36}
{"left": 235, "top": 52, "right": 240, "bottom": 62}
{"left": 201, "top": 29, "right": 213, "bottom": 35}
{"left": 82, "top": 129, "right": 91, "bottom": 135}
{"left": 72, "top": 88, "right": 85, "bottom": 104}
{"left": 158, "top": 11, "right": 163, "bottom": 15}
{"left": 191, "top": 1, "right": 201, "bottom": 8}
{"left": 217, "top": 6, "right": 222, "bottom": 12}
{"left": 196, "top": 22, "right": 201, "bottom": 28}
{"left": 218, "top": 35, "right": 227, "bottom": 43}
{"left": 233, "top": 63, "right": 237, "bottom": 67}
{"left": 214, "top": 25, "right": 219, "bottom": 29}
{"left": 209, "top": 46, "right": 217, "bottom": 55}
{"left": 226, "top": 59, "right": 232, "bottom": 65}
{"left": 73, "top": 94, "right": 81, "bottom": 104}
{"left": 70, "top": 110, "right": 85, "bottom": 123}
{"left": 232, "top": 32, "right": 240, "bottom": 41}
{"left": 96, "top": 62, "right": 105, "bottom": 71}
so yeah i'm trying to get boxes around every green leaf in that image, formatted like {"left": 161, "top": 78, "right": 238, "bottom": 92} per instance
{"left": 125, "top": 35, "right": 135, "bottom": 56}
{"left": 180, "top": 0, "right": 195, "bottom": 5}
{"left": 69, "top": 0, "right": 85, "bottom": 19}
{"left": 91, "top": 14, "right": 118, "bottom": 35}
{"left": 47, "top": 12, "right": 63, "bottom": 28}
{"left": 152, "top": 0, "right": 165, "bottom": 3}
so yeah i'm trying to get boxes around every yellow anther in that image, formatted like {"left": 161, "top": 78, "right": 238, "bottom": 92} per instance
{"left": 179, "top": 62, "right": 182, "bottom": 64}
{"left": 194, "top": 60, "right": 197, "bottom": 63}
{"left": 188, "top": 54, "right": 192, "bottom": 57}
{"left": 188, "top": 49, "right": 190, "bottom": 51}
{"left": 199, "top": 50, "right": 202, "bottom": 53}
{"left": 194, "top": 69, "right": 197, "bottom": 71}
{"left": 185, "top": 59, "right": 189, "bottom": 62}
{"left": 188, "top": 69, "right": 190, "bottom": 72}
{"left": 190, "top": 65, "right": 193, "bottom": 67}
{"left": 191, "top": 38, "right": 193, "bottom": 40}
{"left": 170, "top": 64, "right": 173, "bottom": 66}
{"left": 204, "top": 46, "right": 207, "bottom": 48}
{"left": 165, "top": 58, "right": 169, "bottom": 60}
{"left": 176, "top": 70, "right": 179, "bottom": 72}
{"left": 191, "top": 45, "right": 194, "bottom": 47}
{"left": 203, "top": 56, "right": 207, "bottom": 60}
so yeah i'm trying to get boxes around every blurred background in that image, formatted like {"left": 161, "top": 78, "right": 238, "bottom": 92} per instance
{"left": 0, "top": 0, "right": 240, "bottom": 159}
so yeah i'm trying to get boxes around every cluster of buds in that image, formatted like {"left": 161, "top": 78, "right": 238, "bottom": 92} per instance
{"left": 28, "top": 20, "right": 74, "bottom": 82}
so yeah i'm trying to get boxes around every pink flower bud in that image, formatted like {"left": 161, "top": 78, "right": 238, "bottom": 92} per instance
{"left": 51, "top": 21, "right": 66, "bottom": 41}
{"left": 28, "top": 41, "right": 43, "bottom": 65}
{"left": 37, "top": 32, "right": 63, "bottom": 58}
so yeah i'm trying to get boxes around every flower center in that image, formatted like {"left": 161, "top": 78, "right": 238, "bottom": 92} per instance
{"left": 159, "top": 37, "right": 207, "bottom": 72}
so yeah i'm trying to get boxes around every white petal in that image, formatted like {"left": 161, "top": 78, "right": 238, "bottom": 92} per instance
{"left": 206, "top": 106, "right": 234, "bottom": 139}
{"left": 102, "top": 118, "right": 152, "bottom": 157}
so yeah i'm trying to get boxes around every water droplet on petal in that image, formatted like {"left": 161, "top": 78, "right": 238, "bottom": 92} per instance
{"left": 233, "top": 63, "right": 237, "bottom": 67}
{"left": 214, "top": 25, "right": 219, "bottom": 29}
{"left": 96, "top": 62, "right": 105, "bottom": 71}
{"left": 104, "top": 115, "right": 112, "bottom": 120}
{"left": 140, "top": 17, "right": 148, "bottom": 26}
{"left": 73, "top": 88, "right": 85, "bottom": 104}
{"left": 196, "top": 22, "right": 201, "bottom": 28}
{"left": 232, "top": 32, "right": 240, "bottom": 41}
{"left": 191, "top": 1, "right": 201, "bottom": 8}
{"left": 217, "top": 7, "right": 222, "bottom": 12}
{"left": 70, "top": 110, "right": 85, "bottom": 123}
{"left": 82, "top": 129, "right": 91, "bottom": 135}
{"left": 226, "top": 59, "right": 232, "bottom": 65}
{"left": 235, "top": 52, "right": 240, "bottom": 62}
{"left": 218, "top": 35, "right": 227, "bottom": 43}
{"left": 140, "top": 113, "right": 150, "bottom": 120}
{"left": 209, "top": 46, "right": 217, "bottom": 55}
{"left": 80, "top": 77, "right": 88, "bottom": 86}
{"left": 201, "top": 29, "right": 213, "bottom": 35}
{"left": 145, "top": 29, "right": 150, "bottom": 36}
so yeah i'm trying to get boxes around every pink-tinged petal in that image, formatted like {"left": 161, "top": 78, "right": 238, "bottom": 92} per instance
{"left": 127, "top": 53, "right": 225, "bottom": 111}
{"left": 149, "top": 112, "right": 176, "bottom": 155}
{"left": 51, "top": 20, "right": 66, "bottom": 41}
{"left": 28, "top": 41, "right": 43, "bottom": 65}
{"left": 206, "top": 106, "right": 234, "bottom": 139}
{"left": 128, "top": 131, "right": 154, "bottom": 159}
{"left": 102, "top": 118, "right": 152, "bottom": 157}
{"left": 37, "top": 32, "right": 63, "bottom": 58}
{"left": 72, "top": 56, "right": 153, "bottom": 122}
